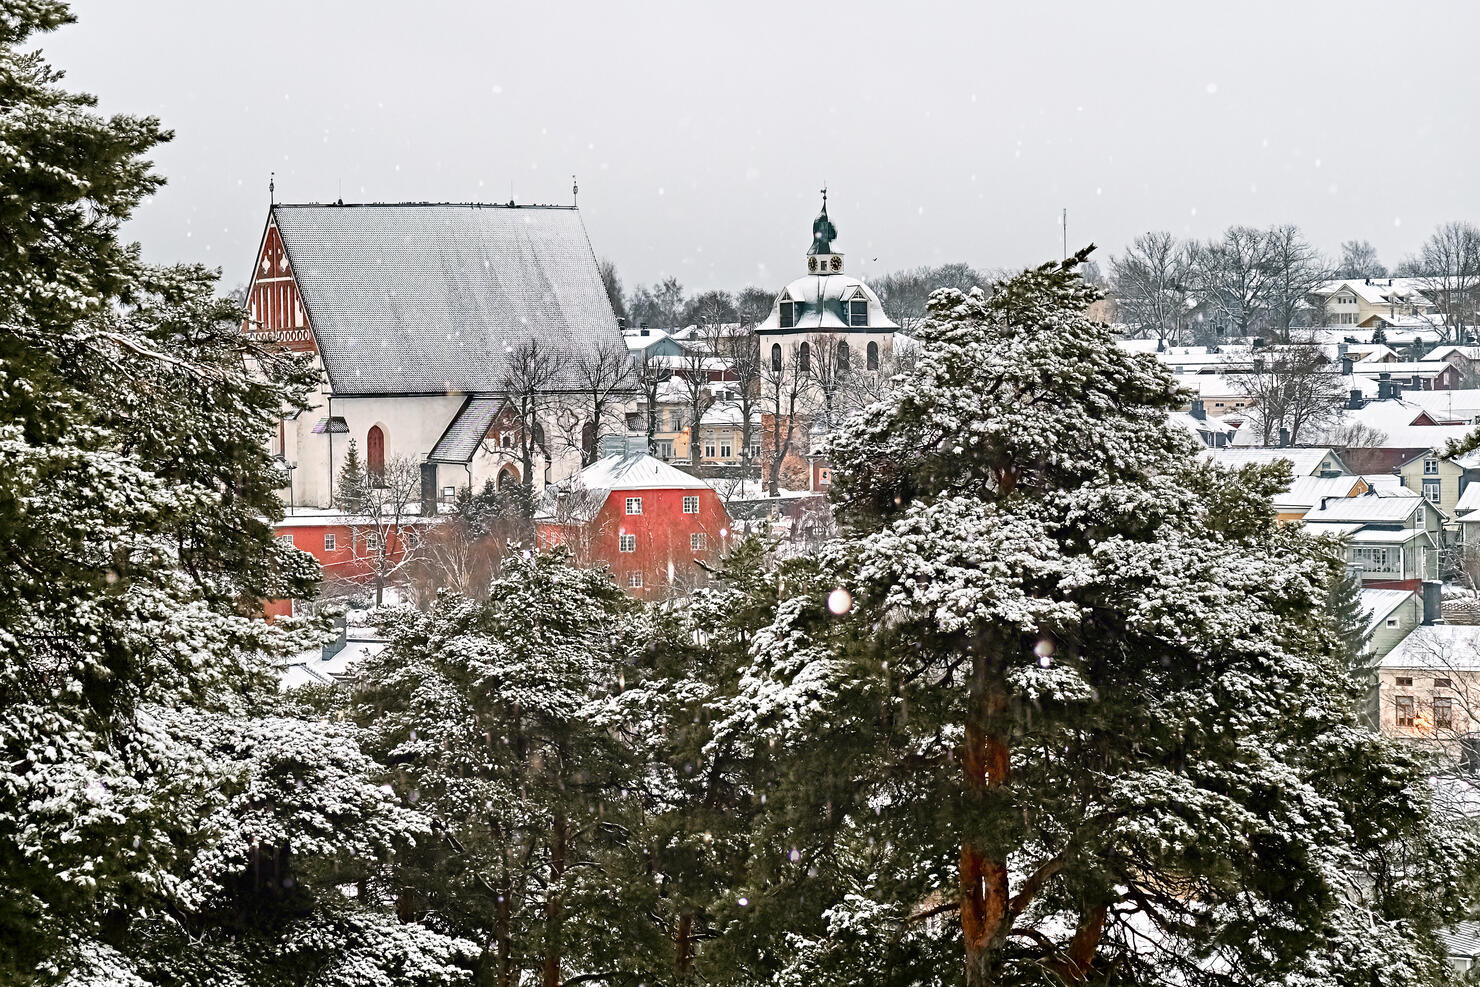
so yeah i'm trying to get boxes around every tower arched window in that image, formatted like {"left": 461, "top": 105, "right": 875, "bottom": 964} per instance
{"left": 866, "top": 341, "right": 879, "bottom": 371}
{"left": 367, "top": 425, "right": 385, "bottom": 485}
{"left": 837, "top": 341, "right": 850, "bottom": 373}
{"left": 799, "top": 341, "right": 811, "bottom": 372}
{"left": 771, "top": 343, "right": 782, "bottom": 371}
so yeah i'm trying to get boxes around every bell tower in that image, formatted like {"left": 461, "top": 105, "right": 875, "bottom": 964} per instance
{"left": 805, "top": 187, "right": 844, "bottom": 275}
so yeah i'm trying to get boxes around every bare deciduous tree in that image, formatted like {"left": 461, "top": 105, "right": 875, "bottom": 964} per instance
{"left": 1336, "top": 239, "right": 1387, "bottom": 280}
{"left": 804, "top": 333, "right": 850, "bottom": 431}
{"left": 1414, "top": 221, "right": 1480, "bottom": 344}
{"left": 333, "top": 454, "right": 424, "bottom": 607}
{"left": 559, "top": 338, "right": 636, "bottom": 465}
{"left": 670, "top": 331, "right": 717, "bottom": 468}
{"left": 597, "top": 258, "right": 626, "bottom": 321}
{"left": 704, "top": 322, "right": 763, "bottom": 472}
{"left": 498, "top": 338, "right": 562, "bottom": 493}
{"left": 1227, "top": 338, "right": 1344, "bottom": 446}
{"left": 1108, "top": 231, "right": 1193, "bottom": 347}
{"left": 1193, "top": 225, "right": 1276, "bottom": 340}
{"left": 1264, "top": 225, "right": 1330, "bottom": 343}
{"left": 636, "top": 346, "right": 667, "bottom": 455}
{"left": 761, "top": 343, "right": 811, "bottom": 497}
{"left": 837, "top": 342, "right": 918, "bottom": 417}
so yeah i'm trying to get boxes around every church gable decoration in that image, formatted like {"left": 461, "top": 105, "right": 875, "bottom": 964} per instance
{"left": 244, "top": 223, "right": 317, "bottom": 353}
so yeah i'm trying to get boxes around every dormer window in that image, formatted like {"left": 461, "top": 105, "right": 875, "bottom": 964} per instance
{"left": 779, "top": 301, "right": 796, "bottom": 329}
{"left": 849, "top": 299, "right": 868, "bottom": 327}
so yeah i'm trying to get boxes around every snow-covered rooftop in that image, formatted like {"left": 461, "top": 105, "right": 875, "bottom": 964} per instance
{"left": 1361, "top": 588, "right": 1415, "bottom": 638}
{"left": 1380, "top": 624, "right": 1480, "bottom": 671}
{"left": 1203, "top": 446, "right": 1346, "bottom": 476}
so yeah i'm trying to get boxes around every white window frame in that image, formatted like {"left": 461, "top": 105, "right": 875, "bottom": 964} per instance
{"left": 619, "top": 533, "right": 636, "bottom": 553}
{"left": 627, "top": 571, "right": 644, "bottom": 588}
{"left": 1424, "top": 457, "right": 1439, "bottom": 475}
{"left": 683, "top": 495, "right": 699, "bottom": 514}
{"left": 323, "top": 532, "right": 336, "bottom": 552}
{"left": 625, "top": 497, "right": 642, "bottom": 515}
{"left": 1423, "top": 478, "right": 1441, "bottom": 504}
{"left": 691, "top": 532, "right": 706, "bottom": 551}
{"left": 277, "top": 533, "right": 294, "bottom": 547}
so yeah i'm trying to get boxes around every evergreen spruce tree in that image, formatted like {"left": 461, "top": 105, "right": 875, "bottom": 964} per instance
{"left": 711, "top": 251, "right": 1478, "bottom": 986}
{"left": 336, "top": 438, "right": 367, "bottom": 515}
{"left": 0, "top": 5, "right": 470, "bottom": 982}
{"left": 353, "top": 550, "right": 651, "bottom": 987}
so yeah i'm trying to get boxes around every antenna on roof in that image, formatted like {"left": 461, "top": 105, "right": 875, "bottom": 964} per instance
{"left": 572, "top": 174, "right": 579, "bottom": 207}
{"left": 269, "top": 171, "right": 275, "bottom": 207}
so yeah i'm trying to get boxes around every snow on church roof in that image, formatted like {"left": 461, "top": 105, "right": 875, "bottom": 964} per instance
{"left": 758, "top": 272, "right": 899, "bottom": 335}
{"left": 270, "top": 202, "right": 623, "bottom": 396}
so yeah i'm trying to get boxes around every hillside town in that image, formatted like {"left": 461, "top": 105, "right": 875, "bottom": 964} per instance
{"left": 11, "top": 2, "right": 1480, "bottom": 986}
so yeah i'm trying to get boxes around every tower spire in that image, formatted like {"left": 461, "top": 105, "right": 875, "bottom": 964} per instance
{"left": 806, "top": 187, "right": 842, "bottom": 274}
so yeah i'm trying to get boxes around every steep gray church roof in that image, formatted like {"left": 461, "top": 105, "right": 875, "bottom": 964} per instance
{"left": 271, "top": 202, "right": 622, "bottom": 395}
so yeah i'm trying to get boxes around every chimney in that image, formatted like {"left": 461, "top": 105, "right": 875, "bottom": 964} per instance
{"left": 639, "top": 320, "right": 650, "bottom": 336}
{"left": 1190, "top": 398, "right": 1206, "bottom": 420}
{"left": 1278, "top": 427, "right": 1291, "bottom": 448}
{"left": 1337, "top": 342, "right": 1349, "bottom": 358}
{"left": 617, "top": 316, "right": 627, "bottom": 330}
{"left": 1341, "top": 356, "right": 1354, "bottom": 375}
{"left": 419, "top": 461, "right": 439, "bottom": 519}
{"left": 1348, "top": 388, "right": 1364, "bottom": 410}
{"left": 1422, "top": 580, "right": 1443, "bottom": 626}
{"left": 1319, "top": 495, "right": 1333, "bottom": 511}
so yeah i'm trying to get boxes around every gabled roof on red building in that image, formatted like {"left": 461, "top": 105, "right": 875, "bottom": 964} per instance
{"left": 537, "top": 454, "right": 713, "bottom": 523}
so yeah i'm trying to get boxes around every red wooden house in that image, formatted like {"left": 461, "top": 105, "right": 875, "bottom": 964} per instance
{"left": 536, "top": 454, "right": 730, "bottom": 595}
{"left": 265, "top": 508, "right": 441, "bottom": 619}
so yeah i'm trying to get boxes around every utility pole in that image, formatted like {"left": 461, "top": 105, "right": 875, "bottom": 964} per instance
{"left": 1062, "top": 207, "right": 1067, "bottom": 262}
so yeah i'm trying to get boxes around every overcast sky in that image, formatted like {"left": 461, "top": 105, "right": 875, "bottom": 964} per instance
{"left": 43, "top": 0, "right": 1480, "bottom": 295}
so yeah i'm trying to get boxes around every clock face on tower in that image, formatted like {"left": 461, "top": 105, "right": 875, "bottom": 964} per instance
{"left": 808, "top": 257, "right": 818, "bottom": 272}
{"left": 830, "top": 256, "right": 843, "bottom": 271}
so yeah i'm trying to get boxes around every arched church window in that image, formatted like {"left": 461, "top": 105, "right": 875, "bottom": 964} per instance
{"left": 771, "top": 343, "right": 782, "bottom": 371}
{"left": 799, "top": 341, "right": 811, "bottom": 373}
{"left": 837, "top": 342, "right": 850, "bottom": 373}
{"left": 367, "top": 425, "right": 385, "bottom": 485}
{"left": 867, "top": 341, "right": 879, "bottom": 371}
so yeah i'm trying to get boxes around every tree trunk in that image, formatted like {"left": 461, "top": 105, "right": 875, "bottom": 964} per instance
{"left": 675, "top": 910, "right": 694, "bottom": 979}
{"left": 495, "top": 874, "right": 514, "bottom": 987}
{"left": 543, "top": 810, "right": 568, "bottom": 987}
{"left": 960, "top": 644, "right": 1010, "bottom": 987}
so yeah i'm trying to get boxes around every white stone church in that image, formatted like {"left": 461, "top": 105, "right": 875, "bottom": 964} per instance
{"left": 243, "top": 201, "right": 625, "bottom": 509}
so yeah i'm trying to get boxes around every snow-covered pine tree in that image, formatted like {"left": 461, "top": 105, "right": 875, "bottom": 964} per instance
{"left": 619, "top": 536, "right": 847, "bottom": 985}
{"left": 714, "top": 251, "right": 1478, "bottom": 987}
{"left": 352, "top": 550, "right": 652, "bottom": 987}
{"left": 0, "top": 5, "right": 470, "bottom": 982}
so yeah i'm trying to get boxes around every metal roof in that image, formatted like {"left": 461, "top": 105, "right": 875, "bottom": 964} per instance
{"left": 1303, "top": 491, "right": 1425, "bottom": 524}
{"left": 428, "top": 396, "right": 504, "bottom": 463}
{"left": 1361, "top": 588, "right": 1415, "bottom": 637}
{"left": 271, "top": 203, "right": 622, "bottom": 395}
{"left": 1381, "top": 626, "right": 1480, "bottom": 671}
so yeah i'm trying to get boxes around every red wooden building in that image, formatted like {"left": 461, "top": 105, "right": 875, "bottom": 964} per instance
{"left": 536, "top": 454, "right": 730, "bottom": 595}
{"left": 264, "top": 509, "right": 441, "bottom": 619}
